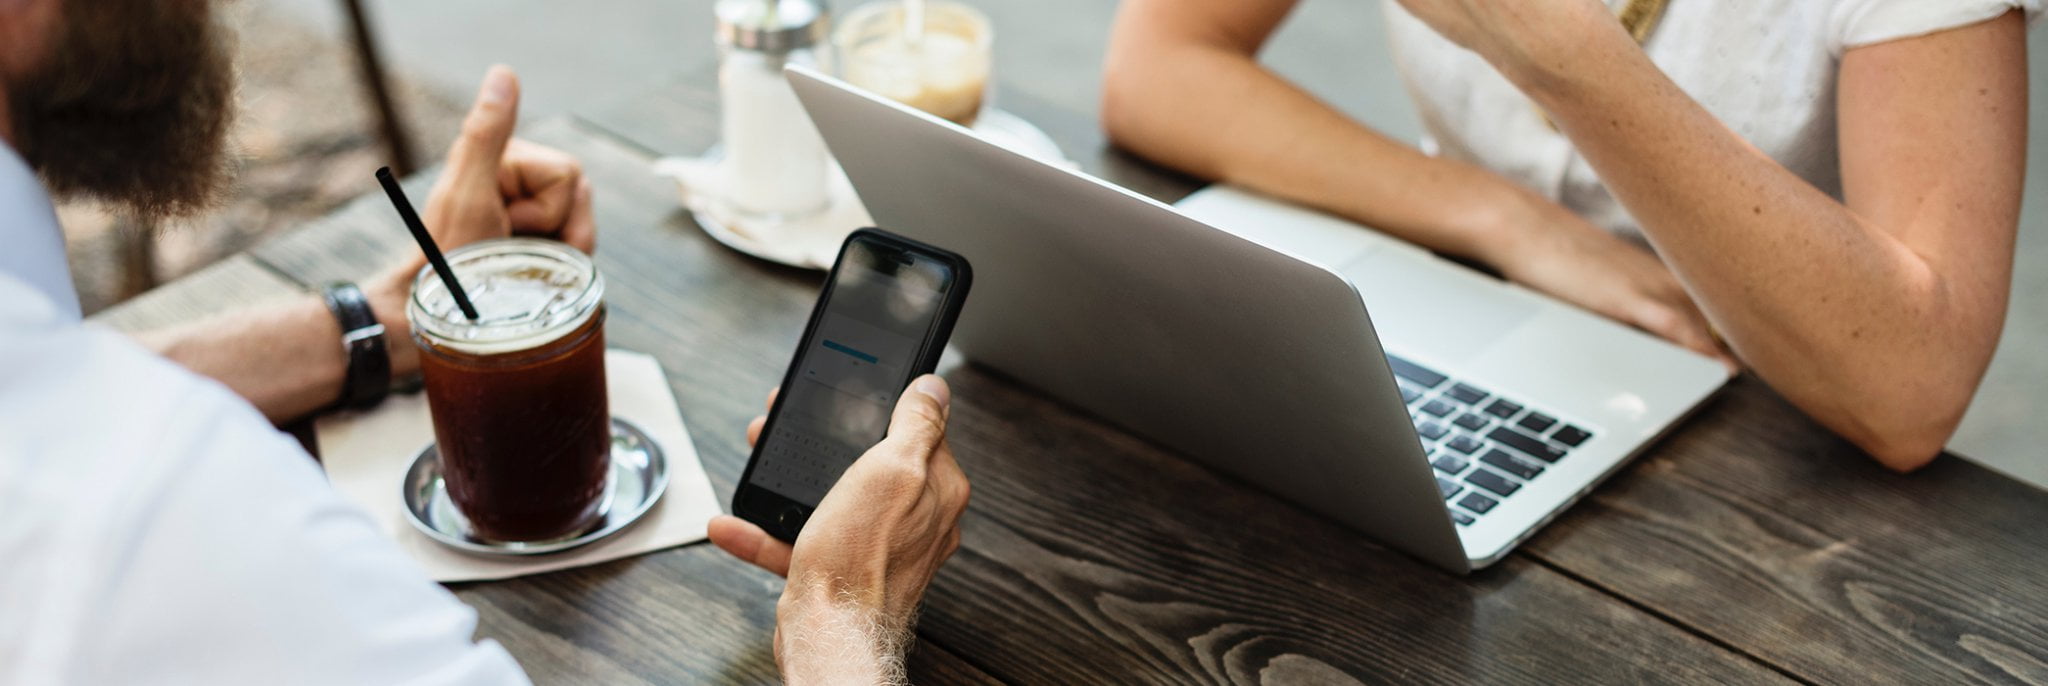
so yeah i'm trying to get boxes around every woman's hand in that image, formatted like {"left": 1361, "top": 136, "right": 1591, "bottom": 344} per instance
{"left": 710, "top": 377, "right": 970, "bottom": 685}
{"left": 1484, "top": 198, "right": 1736, "bottom": 370}
{"left": 1388, "top": 0, "right": 1617, "bottom": 86}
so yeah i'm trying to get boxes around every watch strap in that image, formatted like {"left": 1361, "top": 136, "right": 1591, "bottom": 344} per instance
{"left": 321, "top": 282, "right": 392, "bottom": 410}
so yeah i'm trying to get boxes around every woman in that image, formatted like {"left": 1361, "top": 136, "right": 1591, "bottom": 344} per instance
{"left": 1102, "top": 0, "right": 2034, "bottom": 470}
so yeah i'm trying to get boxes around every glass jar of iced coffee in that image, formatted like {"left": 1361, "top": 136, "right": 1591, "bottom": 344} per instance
{"left": 408, "top": 238, "right": 610, "bottom": 543}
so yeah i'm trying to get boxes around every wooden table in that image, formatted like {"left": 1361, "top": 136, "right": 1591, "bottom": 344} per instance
{"left": 96, "top": 56, "right": 2048, "bottom": 686}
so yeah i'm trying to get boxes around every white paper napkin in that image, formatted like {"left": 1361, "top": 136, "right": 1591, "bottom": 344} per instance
{"left": 655, "top": 108, "right": 1076, "bottom": 270}
{"left": 314, "top": 349, "right": 722, "bottom": 582}
{"left": 653, "top": 155, "right": 867, "bottom": 270}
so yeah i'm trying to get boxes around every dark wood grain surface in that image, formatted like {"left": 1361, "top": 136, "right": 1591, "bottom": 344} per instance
{"left": 102, "top": 37, "right": 2048, "bottom": 686}
{"left": 89, "top": 254, "right": 302, "bottom": 333}
{"left": 1521, "top": 380, "right": 2048, "bottom": 685}
{"left": 577, "top": 53, "right": 2048, "bottom": 686}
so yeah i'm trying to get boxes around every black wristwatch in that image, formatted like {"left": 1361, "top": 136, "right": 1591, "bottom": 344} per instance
{"left": 321, "top": 282, "right": 393, "bottom": 410}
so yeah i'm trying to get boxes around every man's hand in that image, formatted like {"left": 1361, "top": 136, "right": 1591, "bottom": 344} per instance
{"left": 420, "top": 65, "right": 595, "bottom": 256}
{"left": 364, "top": 65, "right": 598, "bottom": 378}
{"left": 709, "top": 376, "right": 970, "bottom": 685}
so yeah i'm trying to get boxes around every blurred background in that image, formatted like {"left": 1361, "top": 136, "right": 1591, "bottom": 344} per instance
{"left": 61, "top": 0, "right": 2046, "bottom": 486}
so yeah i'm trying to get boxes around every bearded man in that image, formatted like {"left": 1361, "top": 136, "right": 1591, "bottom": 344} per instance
{"left": 0, "top": 2, "right": 970, "bottom": 684}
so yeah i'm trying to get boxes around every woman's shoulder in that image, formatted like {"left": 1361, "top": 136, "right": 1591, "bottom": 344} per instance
{"left": 1828, "top": 0, "right": 2039, "bottom": 55}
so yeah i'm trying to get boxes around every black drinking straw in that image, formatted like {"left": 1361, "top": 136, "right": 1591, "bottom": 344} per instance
{"left": 376, "top": 167, "right": 479, "bottom": 321}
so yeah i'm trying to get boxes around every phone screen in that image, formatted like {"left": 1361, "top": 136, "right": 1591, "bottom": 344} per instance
{"left": 747, "top": 238, "right": 958, "bottom": 506}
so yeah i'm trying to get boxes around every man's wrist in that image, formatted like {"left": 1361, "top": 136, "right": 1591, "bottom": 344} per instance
{"left": 365, "top": 266, "right": 420, "bottom": 380}
{"left": 775, "top": 580, "right": 910, "bottom": 686}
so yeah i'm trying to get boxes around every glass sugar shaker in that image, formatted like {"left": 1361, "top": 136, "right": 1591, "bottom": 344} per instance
{"left": 714, "top": 0, "right": 834, "bottom": 224}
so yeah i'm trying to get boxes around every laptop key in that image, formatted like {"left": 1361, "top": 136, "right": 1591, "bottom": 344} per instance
{"left": 1436, "top": 477, "right": 1461, "bottom": 500}
{"left": 1552, "top": 425, "right": 1592, "bottom": 447}
{"left": 1399, "top": 386, "right": 1422, "bottom": 405}
{"left": 1386, "top": 355, "right": 1449, "bottom": 389}
{"left": 1517, "top": 411, "right": 1557, "bottom": 433}
{"left": 1432, "top": 454, "right": 1471, "bottom": 475}
{"left": 1421, "top": 399, "right": 1457, "bottom": 417}
{"left": 1450, "top": 510, "right": 1476, "bottom": 526}
{"left": 1459, "top": 492, "right": 1499, "bottom": 514}
{"left": 1446, "top": 383, "right": 1489, "bottom": 405}
{"left": 1452, "top": 412, "right": 1489, "bottom": 431}
{"left": 1446, "top": 433, "right": 1484, "bottom": 454}
{"left": 1467, "top": 469, "right": 1522, "bottom": 497}
{"left": 1490, "top": 426, "right": 1568, "bottom": 462}
{"left": 1482, "top": 398, "right": 1522, "bottom": 419}
{"left": 1480, "top": 449, "right": 1544, "bottom": 480}
{"left": 1417, "top": 421, "right": 1451, "bottom": 440}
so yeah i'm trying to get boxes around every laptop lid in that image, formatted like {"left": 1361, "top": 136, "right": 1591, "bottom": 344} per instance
{"left": 787, "top": 66, "right": 1472, "bottom": 573}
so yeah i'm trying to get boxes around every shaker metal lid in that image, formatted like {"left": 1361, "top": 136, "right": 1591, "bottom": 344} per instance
{"left": 716, "top": 0, "right": 830, "bottom": 53}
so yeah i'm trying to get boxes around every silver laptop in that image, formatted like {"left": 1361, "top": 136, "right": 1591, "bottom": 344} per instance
{"left": 788, "top": 66, "right": 1730, "bottom": 573}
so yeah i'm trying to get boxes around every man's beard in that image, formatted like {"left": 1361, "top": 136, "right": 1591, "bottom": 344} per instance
{"left": 8, "top": 0, "right": 236, "bottom": 222}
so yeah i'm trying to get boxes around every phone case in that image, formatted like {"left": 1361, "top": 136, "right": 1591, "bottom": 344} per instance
{"left": 732, "top": 228, "right": 974, "bottom": 542}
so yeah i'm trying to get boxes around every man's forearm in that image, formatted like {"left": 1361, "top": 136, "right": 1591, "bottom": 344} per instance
{"left": 1101, "top": 32, "right": 1552, "bottom": 265}
{"left": 776, "top": 582, "right": 911, "bottom": 686}
{"left": 138, "top": 266, "right": 419, "bottom": 423}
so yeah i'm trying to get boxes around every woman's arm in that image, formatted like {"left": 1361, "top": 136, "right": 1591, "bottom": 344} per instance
{"left": 1102, "top": 0, "right": 1729, "bottom": 360}
{"left": 1105, "top": 0, "right": 1515, "bottom": 261}
{"left": 1397, "top": 1, "right": 2026, "bottom": 470}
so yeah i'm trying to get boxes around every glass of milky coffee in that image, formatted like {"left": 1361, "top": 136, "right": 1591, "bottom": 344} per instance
{"left": 407, "top": 238, "right": 611, "bottom": 543}
{"left": 835, "top": 0, "right": 993, "bottom": 127}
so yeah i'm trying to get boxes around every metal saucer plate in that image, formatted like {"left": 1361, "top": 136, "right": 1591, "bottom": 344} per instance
{"left": 402, "top": 417, "right": 669, "bottom": 556}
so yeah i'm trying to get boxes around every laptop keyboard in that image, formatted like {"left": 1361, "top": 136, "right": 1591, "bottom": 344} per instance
{"left": 1386, "top": 355, "right": 1596, "bottom": 527}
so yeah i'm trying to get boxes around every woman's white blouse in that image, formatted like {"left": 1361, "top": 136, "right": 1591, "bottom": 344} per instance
{"left": 1383, "top": 0, "right": 2039, "bottom": 240}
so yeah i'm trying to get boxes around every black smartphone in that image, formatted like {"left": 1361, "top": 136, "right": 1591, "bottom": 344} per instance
{"left": 733, "top": 228, "right": 973, "bottom": 542}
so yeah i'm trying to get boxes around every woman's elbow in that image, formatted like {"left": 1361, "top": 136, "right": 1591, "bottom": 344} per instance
{"left": 1099, "top": 56, "right": 1149, "bottom": 150}
{"left": 1859, "top": 432, "right": 1946, "bottom": 473}
{"left": 1841, "top": 399, "right": 1965, "bottom": 473}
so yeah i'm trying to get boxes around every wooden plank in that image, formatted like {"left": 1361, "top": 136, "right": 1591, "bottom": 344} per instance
{"left": 452, "top": 545, "right": 999, "bottom": 685}
{"left": 1521, "top": 378, "right": 2048, "bottom": 685}
{"left": 248, "top": 168, "right": 439, "bottom": 286}
{"left": 88, "top": 253, "right": 305, "bottom": 333}
{"left": 911, "top": 369, "right": 1785, "bottom": 685}
{"left": 574, "top": 63, "right": 720, "bottom": 159}
{"left": 906, "top": 641, "right": 1005, "bottom": 686}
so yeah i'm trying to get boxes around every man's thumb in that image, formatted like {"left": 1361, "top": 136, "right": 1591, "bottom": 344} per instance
{"left": 885, "top": 375, "right": 951, "bottom": 450}
{"left": 448, "top": 65, "right": 520, "bottom": 182}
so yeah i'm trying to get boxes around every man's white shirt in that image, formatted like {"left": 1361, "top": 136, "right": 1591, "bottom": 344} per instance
{"left": 0, "top": 143, "right": 529, "bottom": 685}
